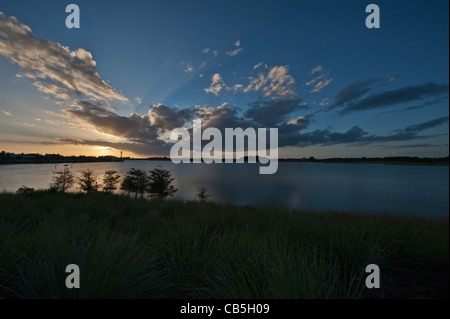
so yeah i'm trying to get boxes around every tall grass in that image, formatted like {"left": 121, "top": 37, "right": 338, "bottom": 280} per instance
{"left": 0, "top": 191, "right": 447, "bottom": 298}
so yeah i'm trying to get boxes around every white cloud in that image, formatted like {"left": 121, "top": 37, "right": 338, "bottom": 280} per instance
{"left": 135, "top": 97, "right": 142, "bottom": 104}
{"left": 319, "top": 98, "right": 330, "bottom": 105}
{"left": 253, "top": 62, "right": 263, "bottom": 70}
{"left": 213, "top": 50, "right": 218, "bottom": 57}
{"left": 226, "top": 47, "right": 243, "bottom": 57}
{"left": 305, "top": 73, "right": 325, "bottom": 86}
{"left": 0, "top": 11, "right": 128, "bottom": 104}
{"left": 1, "top": 111, "right": 12, "bottom": 116}
{"left": 244, "top": 65, "right": 297, "bottom": 99}
{"left": 202, "top": 48, "right": 210, "bottom": 53}
{"left": 204, "top": 73, "right": 225, "bottom": 96}
{"left": 20, "top": 122, "right": 35, "bottom": 127}
{"left": 288, "top": 116, "right": 304, "bottom": 125}
{"left": 184, "top": 63, "right": 194, "bottom": 72}
{"left": 233, "top": 84, "right": 243, "bottom": 91}
{"left": 310, "top": 78, "right": 333, "bottom": 93}
{"left": 311, "top": 65, "right": 323, "bottom": 75}
{"left": 226, "top": 41, "right": 243, "bottom": 56}
{"left": 306, "top": 65, "right": 333, "bottom": 93}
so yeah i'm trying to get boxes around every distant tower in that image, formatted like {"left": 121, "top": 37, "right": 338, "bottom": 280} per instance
{"left": 120, "top": 151, "right": 123, "bottom": 159}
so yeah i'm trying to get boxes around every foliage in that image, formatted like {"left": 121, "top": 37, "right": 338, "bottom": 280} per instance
{"left": 146, "top": 168, "right": 177, "bottom": 199}
{"left": 102, "top": 170, "right": 121, "bottom": 192}
{"left": 16, "top": 185, "right": 35, "bottom": 195}
{"left": 78, "top": 169, "right": 99, "bottom": 192}
{"left": 196, "top": 186, "right": 209, "bottom": 201}
{"left": 120, "top": 168, "right": 147, "bottom": 199}
{"left": 49, "top": 167, "right": 75, "bottom": 192}
{"left": 0, "top": 191, "right": 448, "bottom": 299}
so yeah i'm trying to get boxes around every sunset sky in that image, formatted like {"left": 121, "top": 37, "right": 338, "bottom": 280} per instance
{"left": 0, "top": 0, "right": 448, "bottom": 158}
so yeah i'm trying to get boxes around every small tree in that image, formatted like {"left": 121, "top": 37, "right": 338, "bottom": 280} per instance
{"left": 17, "top": 185, "right": 35, "bottom": 195}
{"left": 196, "top": 186, "right": 209, "bottom": 201}
{"left": 102, "top": 170, "right": 121, "bottom": 192}
{"left": 50, "top": 167, "right": 75, "bottom": 192}
{"left": 78, "top": 169, "right": 99, "bottom": 192}
{"left": 146, "top": 168, "right": 177, "bottom": 199}
{"left": 120, "top": 168, "right": 147, "bottom": 199}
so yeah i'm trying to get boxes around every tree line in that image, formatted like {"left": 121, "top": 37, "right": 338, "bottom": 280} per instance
{"left": 46, "top": 166, "right": 178, "bottom": 199}
{"left": 13, "top": 166, "right": 210, "bottom": 200}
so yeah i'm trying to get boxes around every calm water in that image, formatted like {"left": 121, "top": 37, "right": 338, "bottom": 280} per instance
{"left": 0, "top": 160, "right": 448, "bottom": 218}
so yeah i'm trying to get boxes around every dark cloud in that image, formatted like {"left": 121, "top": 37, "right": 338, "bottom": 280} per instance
{"left": 398, "top": 116, "right": 449, "bottom": 134}
{"left": 390, "top": 96, "right": 449, "bottom": 113}
{"left": 293, "top": 126, "right": 369, "bottom": 147}
{"left": 244, "top": 99, "right": 308, "bottom": 126}
{"left": 67, "top": 103, "right": 159, "bottom": 142}
{"left": 148, "top": 104, "right": 194, "bottom": 132}
{"left": 384, "top": 143, "right": 448, "bottom": 149}
{"left": 280, "top": 116, "right": 448, "bottom": 148}
{"left": 336, "top": 82, "right": 449, "bottom": 114}
{"left": 194, "top": 106, "right": 256, "bottom": 130}
{"left": 333, "top": 78, "right": 383, "bottom": 107}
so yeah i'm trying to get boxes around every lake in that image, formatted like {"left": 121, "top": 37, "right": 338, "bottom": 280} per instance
{"left": 0, "top": 160, "right": 448, "bottom": 218}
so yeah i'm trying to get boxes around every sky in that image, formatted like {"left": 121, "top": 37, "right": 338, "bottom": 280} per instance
{"left": 0, "top": 0, "right": 448, "bottom": 158}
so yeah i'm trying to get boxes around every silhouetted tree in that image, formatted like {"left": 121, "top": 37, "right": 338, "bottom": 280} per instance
{"left": 120, "top": 168, "right": 147, "bottom": 199}
{"left": 50, "top": 166, "right": 75, "bottom": 192}
{"left": 146, "top": 168, "right": 177, "bottom": 199}
{"left": 196, "top": 186, "right": 209, "bottom": 201}
{"left": 78, "top": 169, "right": 99, "bottom": 192}
{"left": 102, "top": 170, "right": 121, "bottom": 192}
{"left": 17, "top": 185, "right": 34, "bottom": 195}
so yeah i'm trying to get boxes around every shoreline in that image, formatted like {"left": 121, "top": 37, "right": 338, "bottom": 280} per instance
{"left": 1, "top": 158, "right": 448, "bottom": 166}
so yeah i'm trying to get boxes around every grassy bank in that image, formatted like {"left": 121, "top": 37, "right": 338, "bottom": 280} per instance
{"left": 0, "top": 191, "right": 448, "bottom": 299}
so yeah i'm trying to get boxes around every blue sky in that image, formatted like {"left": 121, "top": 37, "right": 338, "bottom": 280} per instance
{"left": 0, "top": 0, "right": 448, "bottom": 158}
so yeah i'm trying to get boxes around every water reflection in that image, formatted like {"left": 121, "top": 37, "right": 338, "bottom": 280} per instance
{"left": 0, "top": 161, "right": 448, "bottom": 217}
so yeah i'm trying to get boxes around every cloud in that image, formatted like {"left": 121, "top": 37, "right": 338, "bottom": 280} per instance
{"left": 277, "top": 115, "right": 448, "bottom": 148}
{"left": 201, "top": 48, "right": 210, "bottom": 53}
{"left": 332, "top": 78, "right": 383, "bottom": 107}
{"left": 335, "top": 82, "right": 449, "bottom": 114}
{"left": 194, "top": 106, "right": 254, "bottom": 131}
{"left": 244, "top": 65, "right": 297, "bottom": 99}
{"left": 305, "top": 66, "right": 333, "bottom": 93}
{"left": 1, "top": 111, "right": 12, "bottom": 116}
{"left": 226, "top": 40, "right": 243, "bottom": 56}
{"left": 184, "top": 63, "right": 194, "bottom": 72}
{"left": 253, "top": 62, "right": 263, "bottom": 70}
{"left": 310, "top": 78, "right": 333, "bottom": 93}
{"left": 0, "top": 11, "right": 128, "bottom": 104}
{"left": 66, "top": 97, "right": 448, "bottom": 154}
{"left": 226, "top": 47, "right": 243, "bottom": 56}
{"left": 398, "top": 116, "right": 449, "bottom": 134}
{"left": 213, "top": 50, "right": 218, "bottom": 57}
{"left": 204, "top": 73, "right": 225, "bottom": 95}
{"left": 384, "top": 96, "right": 448, "bottom": 113}
{"left": 20, "top": 122, "right": 35, "bottom": 127}
{"left": 148, "top": 104, "right": 194, "bottom": 132}
{"left": 244, "top": 99, "right": 308, "bottom": 126}
{"left": 319, "top": 98, "right": 329, "bottom": 106}
{"left": 66, "top": 101, "right": 159, "bottom": 142}
{"left": 387, "top": 143, "right": 448, "bottom": 149}
{"left": 311, "top": 65, "right": 323, "bottom": 75}
{"left": 58, "top": 138, "right": 172, "bottom": 157}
